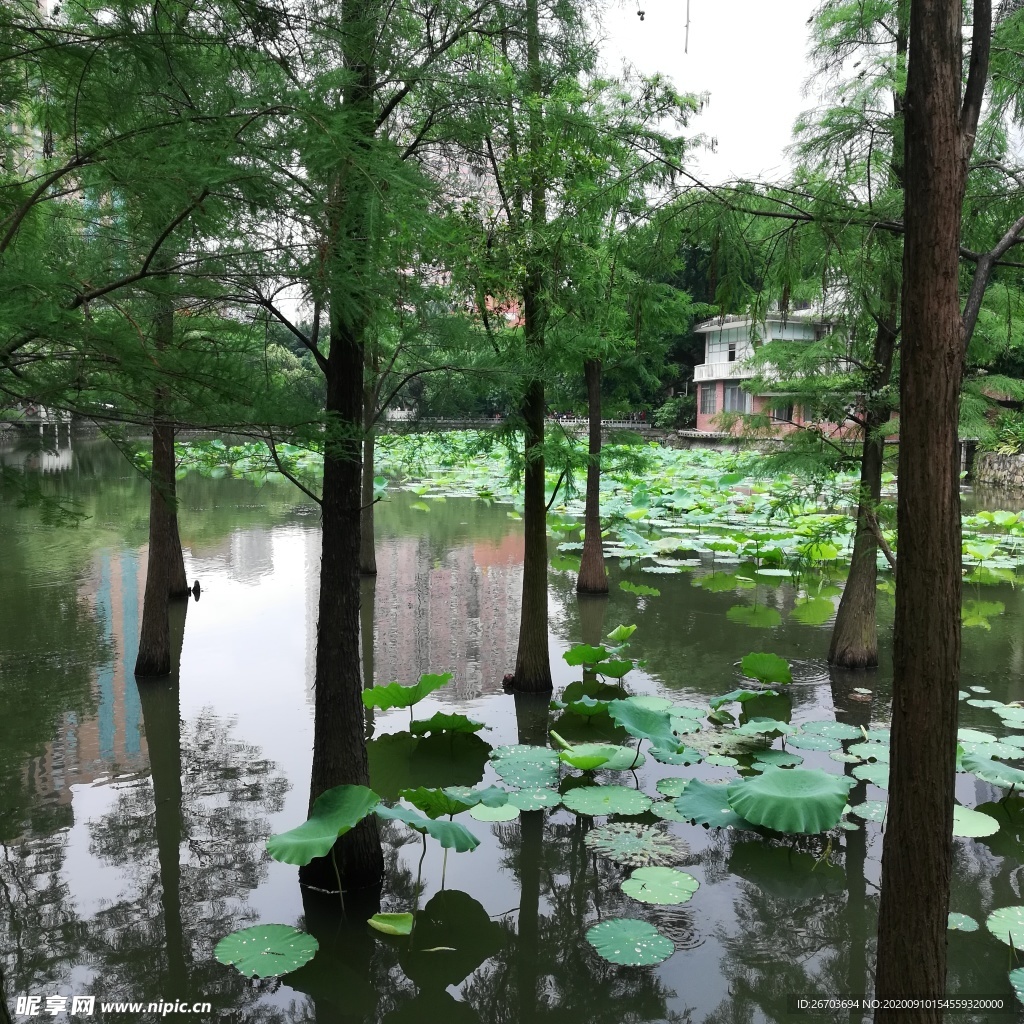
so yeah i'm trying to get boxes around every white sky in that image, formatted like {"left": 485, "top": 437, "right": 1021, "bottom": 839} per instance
{"left": 599, "top": 0, "right": 822, "bottom": 183}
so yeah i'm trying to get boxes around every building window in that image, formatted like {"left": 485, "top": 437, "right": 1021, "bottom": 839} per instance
{"left": 728, "top": 341, "right": 737, "bottom": 362}
{"left": 723, "top": 383, "right": 751, "bottom": 414}
{"left": 770, "top": 403, "right": 794, "bottom": 423}
{"left": 700, "top": 384, "right": 717, "bottom": 415}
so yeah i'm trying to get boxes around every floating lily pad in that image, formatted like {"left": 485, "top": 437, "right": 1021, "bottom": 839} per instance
{"left": 727, "top": 605, "right": 783, "bottom": 628}
{"left": 267, "top": 785, "right": 380, "bottom": 866}
{"left": 470, "top": 802, "right": 520, "bottom": 822}
{"left": 958, "top": 728, "right": 999, "bottom": 745}
{"left": 491, "top": 747, "right": 559, "bottom": 789}
{"left": 507, "top": 788, "right": 561, "bottom": 811}
{"left": 830, "top": 751, "right": 862, "bottom": 764}
{"left": 986, "top": 905, "right": 1024, "bottom": 947}
{"left": 705, "top": 754, "right": 739, "bottom": 767}
{"left": 962, "top": 753, "right": 1024, "bottom": 789}
{"left": 952, "top": 804, "right": 1000, "bottom": 838}
{"left": 752, "top": 749, "right": 804, "bottom": 769}
{"left": 852, "top": 762, "right": 890, "bottom": 789}
{"left": 368, "top": 913, "right": 415, "bottom": 936}
{"left": 850, "top": 800, "right": 887, "bottom": 823}
{"left": 586, "top": 919, "right": 674, "bottom": 966}
{"left": 947, "top": 913, "right": 978, "bottom": 932}
{"left": 649, "top": 800, "right": 690, "bottom": 822}
{"left": 649, "top": 746, "right": 702, "bottom": 765}
{"left": 727, "top": 769, "right": 854, "bottom": 835}
{"left": 848, "top": 742, "right": 890, "bottom": 763}
{"left": 710, "top": 689, "right": 774, "bottom": 711}
{"left": 734, "top": 717, "right": 794, "bottom": 738}
{"left": 675, "top": 780, "right": 749, "bottom": 829}
{"left": 584, "top": 823, "right": 689, "bottom": 866}
{"left": 656, "top": 777, "right": 689, "bottom": 798}
{"left": 800, "top": 720, "right": 864, "bottom": 740}
{"left": 562, "top": 785, "right": 652, "bottom": 817}
{"left": 788, "top": 732, "right": 842, "bottom": 752}
{"left": 623, "top": 695, "right": 674, "bottom": 712}
{"left": 1010, "top": 967, "right": 1024, "bottom": 1005}
{"left": 621, "top": 866, "right": 699, "bottom": 905}
{"left": 215, "top": 925, "right": 319, "bottom": 978}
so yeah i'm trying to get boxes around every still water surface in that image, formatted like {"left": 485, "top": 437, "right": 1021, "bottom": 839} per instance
{"left": 3, "top": 435, "right": 1024, "bottom": 1023}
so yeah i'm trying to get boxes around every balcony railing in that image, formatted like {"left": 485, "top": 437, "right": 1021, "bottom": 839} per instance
{"left": 693, "top": 361, "right": 753, "bottom": 382}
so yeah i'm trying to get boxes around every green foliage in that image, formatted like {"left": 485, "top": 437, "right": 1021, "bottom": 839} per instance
{"left": 726, "top": 769, "right": 854, "bottom": 835}
{"left": 266, "top": 785, "right": 380, "bottom": 866}
{"left": 361, "top": 673, "right": 453, "bottom": 713}
{"left": 585, "top": 919, "right": 674, "bottom": 966}
{"left": 215, "top": 925, "right": 319, "bottom": 979}
{"left": 740, "top": 652, "right": 793, "bottom": 686}
{"left": 368, "top": 913, "right": 415, "bottom": 936}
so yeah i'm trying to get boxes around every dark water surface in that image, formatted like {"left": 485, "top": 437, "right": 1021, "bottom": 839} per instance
{"left": 4, "top": 433, "right": 1024, "bottom": 1024}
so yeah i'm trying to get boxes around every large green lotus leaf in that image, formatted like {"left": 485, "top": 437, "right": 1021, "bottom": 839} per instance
{"left": 608, "top": 700, "right": 680, "bottom": 751}
{"left": 1011, "top": 967, "right": 1024, "bottom": 1006}
{"left": 442, "top": 785, "right": 509, "bottom": 809}
{"left": 621, "top": 866, "right": 699, "bottom": 905}
{"left": 656, "top": 777, "right": 689, "bottom": 798}
{"left": 700, "top": 572, "right": 754, "bottom": 593}
{"left": 986, "top": 905, "right": 1024, "bottom": 947}
{"left": 607, "top": 623, "right": 638, "bottom": 643}
{"left": 947, "top": 913, "right": 978, "bottom": 932}
{"left": 409, "top": 713, "right": 485, "bottom": 737}
{"left": 649, "top": 745, "right": 702, "bottom": 765}
{"left": 368, "top": 732, "right": 490, "bottom": 800}
{"left": 267, "top": 785, "right": 380, "bottom": 866}
{"left": 562, "top": 785, "right": 652, "bottom": 817}
{"left": 586, "top": 918, "right": 674, "bottom": 966}
{"left": 649, "top": 800, "right": 690, "bottom": 822}
{"left": 726, "top": 768, "right": 853, "bottom": 834}
{"left": 799, "top": 720, "right": 864, "bottom": 740}
{"left": 734, "top": 717, "right": 794, "bottom": 738}
{"left": 959, "top": 739, "right": 1023, "bottom": 760}
{"left": 375, "top": 804, "right": 480, "bottom": 852}
{"left": 491, "top": 748, "right": 559, "bottom": 789}
{"left": 952, "top": 804, "right": 1000, "bottom": 838}
{"left": 507, "top": 787, "right": 561, "bottom": 811}
{"left": 788, "top": 732, "right": 843, "bottom": 752}
{"left": 669, "top": 703, "right": 708, "bottom": 720}
{"left": 740, "top": 652, "right": 792, "bottom": 685}
{"left": 362, "top": 672, "right": 453, "bottom": 711}
{"left": 962, "top": 753, "right": 1024, "bottom": 789}
{"left": 790, "top": 597, "right": 836, "bottom": 626}
{"left": 558, "top": 742, "right": 644, "bottom": 771}
{"left": 563, "top": 644, "right": 609, "bottom": 666}
{"left": 727, "top": 604, "right": 783, "bottom": 628}
{"left": 469, "top": 802, "right": 520, "bottom": 821}
{"left": 368, "top": 913, "right": 414, "bottom": 936}
{"left": 215, "top": 925, "right": 318, "bottom": 978}
{"left": 995, "top": 706, "right": 1024, "bottom": 727}
{"left": 957, "top": 727, "right": 999, "bottom": 744}
{"left": 709, "top": 689, "right": 776, "bottom": 711}
{"left": 622, "top": 694, "right": 674, "bottom": 712}
{"left": 728, "top": 840, "right": 846, "bottom": 900}
{"left": 850, "top": 800, "right": 887, "bottom": 823}
{"left": 583, "top": 822, "right": 689, "bottom": 866}
{"left": 675, "top": 780, "right": 750, "bottom": 829}
{"left": 852, "top": 761, "right": 890, "bottom": 789}
{"left": 847, "top": 742, "right": 890, "bottom": 763}
{"left": 400, "top": 786, "right": 477, "bottom": 819}
{"left": 566, "top": 695, "right": 610, "bottom": 718}
{"left": 597, "top": 660, "right": 634, "bottom": 679}
{"left": 751, "top": 749, "right": 804, "bottom": 769}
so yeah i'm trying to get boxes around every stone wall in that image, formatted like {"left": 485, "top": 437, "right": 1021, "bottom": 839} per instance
{"left": 973, "top": 452, "right": 1024, "bottom": 490}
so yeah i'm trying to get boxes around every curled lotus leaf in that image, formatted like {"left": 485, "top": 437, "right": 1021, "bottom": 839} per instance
{"left": 726, "top": 768, "right": 854, "bottom": 835}
{"left": 740, "top": 652, "right": 792, "bottom": 685}
{"left": 267, "top": 785, "right": 380, "bottom": 866}
{"left": 375, "top": 804, "right": 480, "bottom": 852}
{"left": 362, "top": 672, "right": 453, "bottom": 711}
{"left": 622, "top": 694, "right": 674, "bottom": 712}
{"left": 215, "top": 925, "right": 318, "bottom": 978}
{"left": 409, "top": 713, "right": 485, "bottom": 737}
{"left": 621, "top": 866, "right": 699, "bottom": 905}
{"left": 962, "top": 753, "right": 1024, "bottom": 789}
{"left": 583, "top": 822, "right": 689, "bottom": 867}
{"left": 561, "top": 784, "right": 652, "bottom": 817}
{"left": 709, "top": 689, "right": 775, "bottom": 711}
{"left": 607, "top": 700, "right": 680, "bottom": 751}
{"left": 368, "top": 913, "right": 414, "bottom": 936}
{"left": 586, "top": 918, "right": 674, "bottom": 966}
{"left": 674, "top": 780, "right": 749, "bottom": 829}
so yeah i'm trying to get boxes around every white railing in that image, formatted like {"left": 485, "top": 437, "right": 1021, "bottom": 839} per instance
{"left": 694, "top": 361, "right": 754, "bottom": 382}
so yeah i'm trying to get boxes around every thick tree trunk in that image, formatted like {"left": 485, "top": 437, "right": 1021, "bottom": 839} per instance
{"left": 577, "top": 358, "right": 607, "bottom": 594}
{"left": 359, "top": 346, "right": 377, "bottom": 576}
{"left": 873, "top": 0, "right": 970, "bottom": 1015}
{"left": 512, "top": 0, "right": 552, "bottom": 693}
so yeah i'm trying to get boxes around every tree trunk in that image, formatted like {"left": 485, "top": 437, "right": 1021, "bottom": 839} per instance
{"left": 828, "top": 319, "right": 897, "bottom": 668}
{"left": 577, "top": 358, "right": 607, "bottom": 594}
{"left": 360, "top": 344, "right": 377, "bottom": 576}
{"left": 512, "top": 0, "right": 552, "bottom": 693}
{"left": 873, "top": 0, "right": 970, "bottom": 1014}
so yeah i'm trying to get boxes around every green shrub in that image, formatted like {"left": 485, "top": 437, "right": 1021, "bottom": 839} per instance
{"left": 983, "top": 411, "right": 1024, "bottom": 454}
{"left": 653, "top": 395, "right": 696, "bottom": 430}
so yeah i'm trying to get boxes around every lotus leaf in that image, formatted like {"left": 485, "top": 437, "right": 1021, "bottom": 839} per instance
{"left": 675, "top": 780, "right": 750, "bottom": 829}
{"left": 267, "top": 785, "right": 380, "bottom": 866}
{"left": 649, "top": 800, "right": 690, "bottom": 822}
{"left": 740, "top": 652, "right": 792, "bottom": 685}
{"left": 751, "top": 749, "right": 804, "bottom": 769}
{"left": 995, "top": 706, "right": 1024, "bottom": 727}
{"left": 970, "top": 685, "right": 991, "bottom": 693}
{"left": 799, "top": 720, "right": 864, "bottom": 740}
{"left": 649, "top": 746, "right": 702, "bottom": 765}
{"left": 671, "top": 704, "right": 709, "bottom": 720}
{"left": 1011, "top": 968, "right": 1024, "bottom": 1006}
{"left": 656, "top": 778, "right": 689, "bottom": 798}
{"left": 586, "top": 918, "right": 674, "bottom": 966}
{"left": 734, "top": 717, "right": 794, "bottom": 738}
{"left": 755, "top": 567, "right": 794, "bottom": 577}
{"left": 957, "top": 727, "right": 999, "bottom": 744}
{"left": 621, "top": 866, "right": 699, "bottom": 905}
{"left": 507, "top": 788, "right": 561, "bottom": 811}
{"left": 788, "top": 732, "right": 843, "bottom": 752}
{"left": 563, "top": 644, "right": 609, "bottom": 666}
{"left": 566, "top": 696, "right": 610, "bottom": 718}
{"left": 557, "top": 742, "right": 644, "bottom": 771}
{"left": 986, "top": 905, "right": 1024, "bottom": 947}
{"left": 215, "top": 925, "right": 319, "bottom": 978}
{"left": 490, "top": 747, "right": 559, "bottom": 789}
{"left": 952, "top": 804, "right": 999, "bottom": 838}
{"left": 368, "top": 732, "right": 490, "bottom": 801}
{"left": 709, "top": 689, "right": 775, "bottom": 711}
{"left": 705, "top": 754, "right": 739, "bottom": 767}
{"left": 864, "top": 727, "right": 890, "bottom": 742}
{"left": 561, "top": 785, "right": 652, "bottom": 817}
{"left": 375, "top": 804, "right": 480, "bottom": 852}
{"left": 623, "top": 695, "right": 675, "bottom": 712}
{"left": 962, "top": 753, "right": 1024, "bottom": 789}
{"left": 726, "top": 769, "right": 853, "bottom": 834}
{"left": 608, "top": 700, "right": 680, "bottom": 751}
{"left": 362, "top": 673, "right": 453, "bottom": 711}
{"left": 966, "top": 699, "right": 1006, "bottom": 709}
{"left": 852, "top": 762, "right": 890, "bottom": 789}
{"left": 583, "top": 822, "right": 689, "bottom": 866}
{"left": 441, "top": 786, "right": 510, "bottom": 809}
{"left": 409, "top": 713, "right": 485, "bottom": 737}
{"left": 469, "top": 802, "right": 520, "bottom": 821}
{"left": 959, "top": 739, "right": 1023, "bottom": 760}
{"left": 790, "top": 598, "right": 836, "bottom": 625}
{"left": 946, "top": 913, "right": 978, "bottom": 932}
{"left": 850, "top": 800, "right": 887, "bottom": 823}
{"left": 830, "top": 751, "right": 862, "bottom": 764}
{"left": 368, "top": 913, "right": 415, "bottom": 936}
{"left": 401, "top": 787, "right": 478, "bottom": 819}
{"left": 847, "top": 742, "right": 890, "bottom": 763}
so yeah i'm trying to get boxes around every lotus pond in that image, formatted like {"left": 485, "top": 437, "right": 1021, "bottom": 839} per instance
{"left": 6, "top": 431, "right": 1024, "bottom": 1023}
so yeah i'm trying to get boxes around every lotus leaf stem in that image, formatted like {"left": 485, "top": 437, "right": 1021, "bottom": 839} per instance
{"left": 330, "top": 847, "right": 346, "bottom": 917}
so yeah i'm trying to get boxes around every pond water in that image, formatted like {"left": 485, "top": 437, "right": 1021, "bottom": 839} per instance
{"left": 4, "top": 433, "right": 1024, "bottom": 1024}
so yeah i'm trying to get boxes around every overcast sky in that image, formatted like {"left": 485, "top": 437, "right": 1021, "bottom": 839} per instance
{"left": 598, "top": 0, "right": 822, "bottom": 183}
